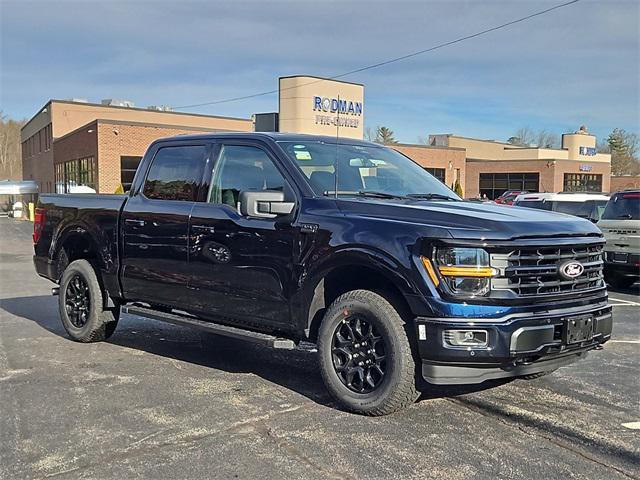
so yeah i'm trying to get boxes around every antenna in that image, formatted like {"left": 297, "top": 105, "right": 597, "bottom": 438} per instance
{"left": 334, "top": 94, "right": 340, "bottom": 199}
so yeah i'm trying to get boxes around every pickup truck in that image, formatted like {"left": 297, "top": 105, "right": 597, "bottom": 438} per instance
{"left": 33, "top": 132, "right": 612, "bottom": 415}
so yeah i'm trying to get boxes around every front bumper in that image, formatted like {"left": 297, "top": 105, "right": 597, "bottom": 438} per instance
{"left": 604, "top": 251, "right": 640, "bottom": 278}
{"left": 416, "top": 302, "right": 612, "bottom": 385}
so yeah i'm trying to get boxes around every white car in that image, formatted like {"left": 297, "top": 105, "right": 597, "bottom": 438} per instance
{"left": 598, "top": 190, "right": 640, "bottom": 289}
{"left": 513, "top": 192, "right": 610, "bottom": 223}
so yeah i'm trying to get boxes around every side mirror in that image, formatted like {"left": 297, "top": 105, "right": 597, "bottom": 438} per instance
{"left": 239, "top": 190, "right": 295, "bottom": 219}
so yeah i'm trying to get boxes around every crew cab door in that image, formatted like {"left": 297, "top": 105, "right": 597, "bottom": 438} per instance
{"left": 121, "top": 142, "right": 210, "bottom": 308}
{"left": 187, "top": 142, "right": 298, "bottom": 328}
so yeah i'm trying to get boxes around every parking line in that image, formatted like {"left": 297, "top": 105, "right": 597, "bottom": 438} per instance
{"left": 609, "top": 340, "right": 640, "bottom": 344}
{"left": 609, "top": 297, "right": 640, "bottom": 306}
{"left": 622, "top": 422, "right": 640, "bottom": 430}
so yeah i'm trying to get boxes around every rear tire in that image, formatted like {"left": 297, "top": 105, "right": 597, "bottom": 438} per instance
{"left": 317, "top": 290, "right": 419, "bottom": 416}
{"left": 58, "top": 259, "right": 119, "bottom": 342}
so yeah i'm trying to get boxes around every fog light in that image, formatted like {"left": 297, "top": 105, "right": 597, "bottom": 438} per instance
{"left": 444, "top": 330, "right": 488, "bottom": 348}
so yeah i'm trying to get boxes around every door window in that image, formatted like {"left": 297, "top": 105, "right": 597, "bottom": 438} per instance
{"left": 143, "top": 145, "right": 207, "bottom": 201}
{"left": 208, "top": 145, "right": 286, "bottom": 207}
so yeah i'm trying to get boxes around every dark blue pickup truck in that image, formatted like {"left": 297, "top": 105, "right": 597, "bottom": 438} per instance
{"left": 33, "top": 132, "right": 612, "bottom": 415}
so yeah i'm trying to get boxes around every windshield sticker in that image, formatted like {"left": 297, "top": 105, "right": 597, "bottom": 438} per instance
{"left": 294, "top": 150, "right": 312, "bottom": 160}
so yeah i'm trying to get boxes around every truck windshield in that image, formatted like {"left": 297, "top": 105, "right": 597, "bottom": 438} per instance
{"left": 601, "top": 193, "right": 640, "bottom": 220}
{"left": 278, "top": 141, "right": 459, "bottom": 200}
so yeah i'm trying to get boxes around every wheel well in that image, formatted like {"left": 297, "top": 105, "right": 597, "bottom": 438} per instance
{"left": 56, "top": 233, "right": 99, "bottom": 280}
{"left": 307, "top": 265, "right": 412, "bottom": 342}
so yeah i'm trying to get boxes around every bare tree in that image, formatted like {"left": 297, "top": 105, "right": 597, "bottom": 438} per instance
{"left": 507, "top": 127, "right": 558, "bottom": 148}
{"left": 0, "top": 112, "right": 26, "bottom": 180}
{"left": 534, "top": 130, "right": 559, "bottom": 149}
{"left": 364, "top": 127, "right": 375, "bottom": 142}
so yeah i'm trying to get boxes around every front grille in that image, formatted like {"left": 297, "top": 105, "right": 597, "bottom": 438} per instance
{"left": 493, "top": 243, "right": 604, "bottom": 297}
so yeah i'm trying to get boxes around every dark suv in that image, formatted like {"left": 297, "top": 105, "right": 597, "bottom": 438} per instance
{"left": 33, "top": 133, "right": 612, "bottom": 415}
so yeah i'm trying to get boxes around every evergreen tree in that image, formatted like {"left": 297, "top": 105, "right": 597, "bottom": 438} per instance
{"left": 375, "top": 126, "right": 398, "bottom": 145}
{"left": 606, "top": 128, "right": 639, "bottom": 175}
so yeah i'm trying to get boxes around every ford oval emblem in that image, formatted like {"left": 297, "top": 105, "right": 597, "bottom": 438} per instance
{"left": 559, "top": 260, "right": 584, "bottom": 280}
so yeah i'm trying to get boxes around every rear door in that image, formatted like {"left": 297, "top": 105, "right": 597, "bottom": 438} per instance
{"left": 121, "top": 142, "right": 210, "bottom": 308}
{"left": 187, "top": 141, "right": 298, "bottom": 328}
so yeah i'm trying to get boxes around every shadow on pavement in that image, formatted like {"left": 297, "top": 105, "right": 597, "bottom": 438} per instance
{"left": 1, "top": 294, "right": 508, "bottom": 412}
{"left": 607, "top": 282, "right": 640, "bottom": 296}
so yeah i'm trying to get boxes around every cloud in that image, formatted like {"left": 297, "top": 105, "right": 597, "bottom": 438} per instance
{"left": 1, "top": 0, "right": 637, "bottom": 143}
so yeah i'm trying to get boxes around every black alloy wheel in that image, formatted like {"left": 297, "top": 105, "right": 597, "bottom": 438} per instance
{"left": 331, "top": 315, "right": 387, "bottom": 394}
{"left": 65, "top": 274, "right": 91, "bottom": 327}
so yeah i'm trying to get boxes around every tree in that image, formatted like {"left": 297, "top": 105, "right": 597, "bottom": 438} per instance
{"left": 364, "top": 127, "right": 376, "bottom": 142}
{"left": 606, "top": 128, "right": 640, "bottom": 176}
{"left": 507, "top": 127, "right": 558, "bottom": 148}
{"left": 0, "top": 112, "right": 26, "bottom": 180}
{"left": 374, "top": 126, "right": 398, "bottom": 145}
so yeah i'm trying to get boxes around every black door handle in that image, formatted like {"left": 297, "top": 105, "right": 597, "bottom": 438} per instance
{"left": 125, "top": 219, "right": 145, "bottom": 227}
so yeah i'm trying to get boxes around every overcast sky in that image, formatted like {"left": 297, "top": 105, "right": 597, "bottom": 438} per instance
{"left": 1, "top": 0, "right": 638, "bottom": 143}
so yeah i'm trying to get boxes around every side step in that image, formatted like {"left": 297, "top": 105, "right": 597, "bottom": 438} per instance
{"left": 121, "top": 305, "right": 295, "bottom": 350}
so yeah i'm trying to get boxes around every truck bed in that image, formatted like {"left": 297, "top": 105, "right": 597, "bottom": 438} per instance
{"left": 34, "top": 193, "right": 128, "bottom": 296}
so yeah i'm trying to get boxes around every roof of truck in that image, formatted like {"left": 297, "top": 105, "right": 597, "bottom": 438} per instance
{"left": 515, "top": 192, "right": 610, "bottom": 203}
{"left": 158, "top": 131, "right": 379, "bottom": 147}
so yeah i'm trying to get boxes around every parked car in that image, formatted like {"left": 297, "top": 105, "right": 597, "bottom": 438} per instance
{"left": 598, "top": 190, "right": 640, "bottom": 289}
{"left": 33, "top": 133, "right": 612, "bottom": 415}
{"left": 494, "top": 190, "right": 528, "bottom": 205}
{"left": 513, "top": 192, "right": 610, "bottom": 223}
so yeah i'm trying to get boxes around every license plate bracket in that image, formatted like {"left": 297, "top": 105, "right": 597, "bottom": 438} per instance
{"left": 611, "top": 252, "right": 628, "bottom": 263}
{"left": 564, "top": 315, "right": 594, "bottom": 344}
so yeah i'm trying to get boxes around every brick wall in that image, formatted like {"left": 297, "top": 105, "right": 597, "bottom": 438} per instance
{"left": 465, "top": 159, "right": 554, "bottom": 198}
{"left": 392, "top": 144, "right": 466, "bottom": 193}
{"left": 609, "top": 175, "right": 640, "bottom": 192}
{"left": 53, "top": 121, "right": 99, "bottom": 165}
{"left": 465, "top": 158, "right": 611, "bottom": 197}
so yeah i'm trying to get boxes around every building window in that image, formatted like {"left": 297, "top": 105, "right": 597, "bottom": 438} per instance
{"left": 44, "top": 125, "right": 52, "bottom": 151}
{"left": 424, "top": 167, "right": 446, "bottom": 184}
{"left": 563, "top": 173, "right": 602, "bottom": 192}
{"left": 55, "top": 156, "right": 97, "bottom": 193}
{"left": 120, "top": 156, "right": 143, "bottom": 192}
{"left": 479, "top": 172, "right": 539, "bottom": 200}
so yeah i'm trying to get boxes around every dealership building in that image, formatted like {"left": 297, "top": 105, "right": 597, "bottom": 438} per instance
{"left": 21, "top": 75, "right": 611, "bottom": 197}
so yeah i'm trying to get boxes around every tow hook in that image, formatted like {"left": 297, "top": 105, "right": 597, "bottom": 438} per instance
{"left": 51, "top": 286, "right": 59, "bottom": 296}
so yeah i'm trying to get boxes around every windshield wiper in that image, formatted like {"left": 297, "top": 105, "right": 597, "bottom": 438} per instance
{"left": 406, "top": 193, "right": 458, "bottom": 201}
{"left": 322, "top": 190, "right": 406, "bottom": 199}
{"left": 357, "top": 190, "right": 406, "bottom": 199}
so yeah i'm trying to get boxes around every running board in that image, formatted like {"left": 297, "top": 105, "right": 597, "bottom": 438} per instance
{"left": 121, "top": 305, "right": 295, "bottom": 350}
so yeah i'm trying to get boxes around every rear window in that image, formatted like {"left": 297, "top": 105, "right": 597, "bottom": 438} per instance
{"left": 143, "top": 145, "right": 207, "bottom": 201}
{"left": 550, "top": 200, "right": 608, "bottom": 219}
{"left": 514, "top": 200, "right": 550, "bottom": 210}
{"left": 602, "top": 193, "right": 640, "bottom": 220}
{"left": 550, "top": 201, "right": 591, "bottom": 217}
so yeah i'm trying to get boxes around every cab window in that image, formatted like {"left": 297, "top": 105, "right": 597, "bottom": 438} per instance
{"left": 143, "top": 145, "right": 207, "bottom": 201}
{"left": 208, "top": 145, "right": 288, "bottom": 208}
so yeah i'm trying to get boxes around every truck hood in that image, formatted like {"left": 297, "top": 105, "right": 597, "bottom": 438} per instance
{"left": 338, "top": 198, "right": 602, "bottom": 241}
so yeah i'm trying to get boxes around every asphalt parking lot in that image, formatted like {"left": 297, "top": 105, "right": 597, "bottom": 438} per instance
{"left": 1, "top": 217, "right": 638, "bottom": 479}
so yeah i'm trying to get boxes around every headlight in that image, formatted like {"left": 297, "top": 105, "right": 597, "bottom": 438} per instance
{"left": 422, "top": 247, "right": 496, "bottom": 297}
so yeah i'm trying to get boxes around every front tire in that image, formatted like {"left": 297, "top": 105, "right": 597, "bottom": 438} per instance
{"left": 59, "top": 259, "right": 119, "bottom": 342}
{"left": 317, "top": 290, "right": 419, "bottom": 416}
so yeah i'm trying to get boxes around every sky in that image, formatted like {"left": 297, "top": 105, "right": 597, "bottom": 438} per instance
{"left": 1, "top": 0, "right": 638, "bottom": 144}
